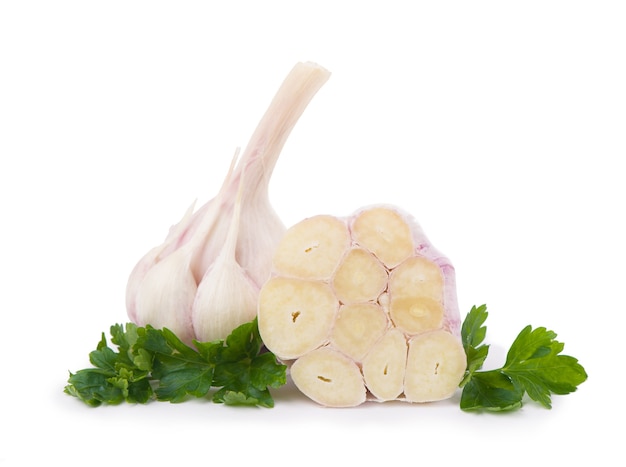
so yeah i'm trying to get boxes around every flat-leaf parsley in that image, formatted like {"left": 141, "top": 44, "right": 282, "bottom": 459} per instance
{"left": 65, "top": 318, "right": 286, "bottom": 408}
{"left": 459, "top": 305, "right": 587, "bottom": 411}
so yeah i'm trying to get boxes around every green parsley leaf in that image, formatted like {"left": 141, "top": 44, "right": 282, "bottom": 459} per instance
{"left": 208, "top": 319, "right": 286, "bottom": 408}
{"left": 65, "top": 318, "right": 286, "bottom": 408}
{"left": 502, "top": 326, "right": 587, "bottom": 408}
{"left": 137, "top": 326, "right": 215, "bottom": 402}
{"left": 459, "top": 369, "right": 523, "bottom": 412}
{"left": 459, "top": 305, "right": 588, "bottom": 412}
{"left": 459, "top": 304, "right": 490, "bottom": 387}
{"left": 64, "top": 328, "right": 154, "bottom": 406}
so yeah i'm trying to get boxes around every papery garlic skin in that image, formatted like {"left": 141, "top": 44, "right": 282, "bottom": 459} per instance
{"left": 125, "top": 201, "right": 196, "bottom": 325}
{"left": 191, "top": 161, "right": 260, "bottom": 342}
{"left": 125, "top": 62, "right": 331, "bottom": 343}
{"left": 133, "top": 248, "right": 198, "bottom": 344}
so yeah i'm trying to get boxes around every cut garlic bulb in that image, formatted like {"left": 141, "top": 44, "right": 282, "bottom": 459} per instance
{"left": 258, "top": 204, "right": 465, "bottom": 407}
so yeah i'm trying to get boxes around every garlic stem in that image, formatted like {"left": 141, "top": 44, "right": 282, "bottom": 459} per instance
{"left": 233, "top": 61, "right": 332, "bottom": 203}
{"left": 193, "top": 62, "right": 332, "bottom": 286}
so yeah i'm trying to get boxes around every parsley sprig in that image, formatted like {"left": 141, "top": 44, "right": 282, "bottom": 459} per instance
{"left": 459, "top": 305, "right": 588, "bottom": 411}
{"left": 66, "top": 306, "right": 587, "bottom": 412}
{"left": 65, "top": 318, "right": 286, "bottom": 408}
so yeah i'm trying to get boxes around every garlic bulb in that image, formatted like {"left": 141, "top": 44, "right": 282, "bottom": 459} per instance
{"left": 125, "top": 61, "right": 331, "bottom": 343}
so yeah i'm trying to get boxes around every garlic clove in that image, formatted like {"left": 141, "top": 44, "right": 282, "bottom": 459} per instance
{"left": 191, "top": 253, "right": 259, "bottom": 343}
{"left": 133, "top": 247, "right": 197, "bottom": 344}
{"left": 125, "top": 200, "right": 196, "bottom": 323}
{"left": 192, "top": 165, "right": 259, "bottom": 342}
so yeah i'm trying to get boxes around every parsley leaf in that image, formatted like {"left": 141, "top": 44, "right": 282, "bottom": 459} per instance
{"left": 459, "top": 369, "right": 524, "bottom": 412}
{"left": 210, "top": 320, "right": 286, "bottom": 407}
{"left": 140, "top": 326, "right": 217, "bottom": 402}
{"left": 65, "top": 318, "right": 286, "bottom": 408}
{"left": 459, "top": 304, "right": 490, "bottom": 387}
{"left": 65, "top": 328, "right": 153, "bottom": 406}
{"left": 459, "top": 305, "right": 588, "bottom": 412}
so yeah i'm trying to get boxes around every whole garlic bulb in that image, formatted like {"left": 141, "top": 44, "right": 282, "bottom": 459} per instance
{"left": 125, "top": 62, "right": 331, "bottom": 343}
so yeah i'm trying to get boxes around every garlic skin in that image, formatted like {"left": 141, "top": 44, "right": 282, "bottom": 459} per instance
{"left": 125, "top": 62, "right": 331, "bottom": 343}
{"left": 125, "top": 200, "right": 196, "bottom": 325}
{"left": 191, "top": 162, "right": 259, "bottom": 342}
{"left": 129, "top": 163, "right": 232, "bottom": 344}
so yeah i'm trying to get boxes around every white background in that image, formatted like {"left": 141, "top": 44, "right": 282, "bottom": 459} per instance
{"left": 1, "top": 1, "right": 624, "bottom": 465}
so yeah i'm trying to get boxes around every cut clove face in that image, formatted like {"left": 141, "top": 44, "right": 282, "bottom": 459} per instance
{"left": 125, "top": 61, "right": 331, "bottom": 343}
